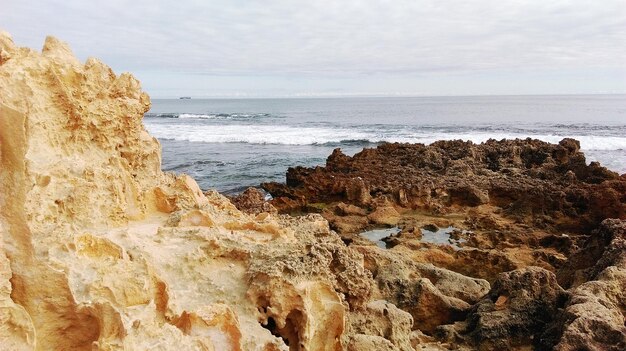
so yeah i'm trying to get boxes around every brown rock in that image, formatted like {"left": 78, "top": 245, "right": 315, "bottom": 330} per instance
{"left": 264, "top": 139, "right": 624, "bottom": 232}
{"left": 551, "top": 267, "right": 626, "bottom": 351}
{"left": 409, "top": 278, "right": 471, "bottom": 334}
{"left": 557, "top": 218, "right": 626, "bottom": 288}
{"left": 228, "top": 187, "right": 277, "bottom": 216}
{"left": 464, "top": 267, "right": 568, "bottom": 350}
{"left": 448, "top": 185, "right": 490, "bottom": 206}
{"left": 356, "top": 246, "right": 489, "bottom": 334}
{"left": 345, "top": 177, "right": 372, "bottom": 206}
{"left": 543, "top": 219, "right": 626, "bottom": 351}
{"left": 347, "top": 334, "right": 397, "bottom": 351}
{"left": 327, "top": 214, "right": 369, "bottom": 234}
{"left": 335, "top": 202, "right": 368, "bottom": 216}
{"left": 368, "top": 206, "right": 401, "bottom": 226}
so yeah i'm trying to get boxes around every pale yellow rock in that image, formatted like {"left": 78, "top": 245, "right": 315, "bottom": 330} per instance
{"left": 345, "top": 300, "right": 414, "bottom": 351}
{"left": 0, "top": 242, "right": 35, "bottom": 350}
{"left": 0, "top": 32, "right": 377, "bottom": 351}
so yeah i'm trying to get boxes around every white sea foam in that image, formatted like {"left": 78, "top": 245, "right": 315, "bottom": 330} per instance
{"left": 145, "top": 123, "right": 626, "bottom": 151}
{"left": 178, "top": 113, "right": 221, "bottom": 119}
{"left": 145, "top": 113, "right": 272, "bottom": 120}
{"left": 146, "top": 124, "right": 373, "bottom": 145}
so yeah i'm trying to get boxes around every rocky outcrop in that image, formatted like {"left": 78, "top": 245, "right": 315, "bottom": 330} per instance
{"left": 345, "top": 300, "right": 414, "bottom": 351}
{"left": 263, "top": 140, "right": 625, "bottom": 233}
{"left": 463, "top": 267, "right": 568, "bottom": 350}
{"left": 263, "top": 137, "right": 625, "bottom": 285}
{"left": 353, "top": 246, "right": 490, "bottom": 334}
{"left": 428, "top": 219, "right": 626, "bottom": 351}
{"left": 229, "top": 187, "right": 278, "bottom": 216}
{"left": 547, "top": 219, "right": 626, "bottom": 351}
{"left": 0, "top": 33, "right": 379, "bottom": 351}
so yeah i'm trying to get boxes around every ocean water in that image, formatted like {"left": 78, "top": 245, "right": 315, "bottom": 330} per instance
{"left": 144, "top": 95, "right": 626, "bottom": 194}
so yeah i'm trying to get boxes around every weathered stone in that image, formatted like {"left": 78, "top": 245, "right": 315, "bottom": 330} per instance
{"left": 346, "top": 300, "right": 414, "bottom": 351}
{"left": 228, "top": 187, "right": 277, "bottom": 216}
{"left": 465, "top": 267, "right": 568, "bottom": 350}
{"left": 368, "top": 206, "right": 401, "bottom": 226}
{"left": 0, "top": 32, "right": 378, "bottom": 351}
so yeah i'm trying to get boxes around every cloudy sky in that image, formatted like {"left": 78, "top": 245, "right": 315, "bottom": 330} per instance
{"left": 2, "top": 0, "right": 625, "bottom": 97}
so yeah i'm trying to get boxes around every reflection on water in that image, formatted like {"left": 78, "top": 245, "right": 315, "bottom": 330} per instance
{"left": 420, "top": 226, "right": 468, "bottom": 249}
{"left": 360, "top": 227, "right": 400, "bottom": 249}
{"left": 359, "top": 225, "right": 469, "bottom": 250}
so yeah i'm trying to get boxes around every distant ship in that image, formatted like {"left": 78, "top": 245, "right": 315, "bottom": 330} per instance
{"left": 179, "top": 96, "right": 191, "bottom": 99}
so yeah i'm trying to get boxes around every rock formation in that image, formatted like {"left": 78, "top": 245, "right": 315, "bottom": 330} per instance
{"left": 0, "top": 32, "right": 377, "bottom": 351}
{"left": 259, "top": 115, "right": 626, "bottom": 349}
{"left": 262, "top": 139, "right": 625, "bottom": 282}
{"left": 263, "top": 140, "right": 624, "bottom": 232}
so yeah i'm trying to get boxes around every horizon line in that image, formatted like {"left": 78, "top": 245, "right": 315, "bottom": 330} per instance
{"left": 150, "top": 92, "right": 626, "bottom": 100}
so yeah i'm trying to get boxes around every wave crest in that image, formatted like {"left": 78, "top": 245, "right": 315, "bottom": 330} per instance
{"left": 145, "top": 112, "right": 272, "bottom": 120}
{"left": 144, "top": 123, "right": 626, "bottom": 151}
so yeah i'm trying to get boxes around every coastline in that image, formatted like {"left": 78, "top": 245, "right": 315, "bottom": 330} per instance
{"left": 1, "top": 33, "right": 625, "bottom": 350}
{"left": 147, "top": 95, "right": 626, "bottom": 193}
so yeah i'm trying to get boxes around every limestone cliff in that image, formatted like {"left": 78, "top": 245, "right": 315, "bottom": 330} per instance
{"left": 0, "top": 32, "right": 375, "bottom": 350}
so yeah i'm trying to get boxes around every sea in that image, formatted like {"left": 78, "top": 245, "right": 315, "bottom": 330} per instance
{"left": 144, "top": 95, "right": 626, "bottom": 194}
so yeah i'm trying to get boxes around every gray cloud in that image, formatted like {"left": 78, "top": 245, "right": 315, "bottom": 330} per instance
{"left": 2, "top": 0, "right": 625, "bottom": 96}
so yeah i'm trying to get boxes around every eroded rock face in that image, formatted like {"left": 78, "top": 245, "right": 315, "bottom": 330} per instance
{"left": 429, "top": 220, "right": 626, "bottom": 351}
{"left": 0, "top": 33, "right": 377, "bottom": 351}
{"left": 547, "top": 219, "right": 626, "bottom": 351}
{"left": 463, "top": 267, "right": 568, "bottom": 350}
{"left": 345, "top": 300, "right": 414, "bottom": 351}
{"left": 353, "top": 246, "right": 490, "bottom": 334}
{"left": 257, "top": 99, "right": 626, "bottom": 349}
{"left": 229, "top": 187, "right": 278, "bottom": 216}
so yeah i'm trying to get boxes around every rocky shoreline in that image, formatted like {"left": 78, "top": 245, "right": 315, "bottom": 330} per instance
{"left": 1, "top": 33, "right": 624, "bottom": 350}
{"left": 255, "top": 139, "right": 625, "bottom": 281}
{"left": 236, "top": 139, "right": 626, "bottom": 349}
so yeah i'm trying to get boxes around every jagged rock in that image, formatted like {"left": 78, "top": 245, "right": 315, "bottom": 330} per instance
{"left": 346, "top": 334, "right": 397, "bottom": 351}
{"left": 557, "top": 218, "right": 626, "bottom": 288}
{"left": 368, "top": 206, "right": 401, "bottom": 226}
{"left": 263, "top": 140, "right": 625, "bottom": 233}
{"left": 345, "top": 300, "right": 414, "bottom": 351}
{"left": 335, "top": 202, "right": 368, "bottom": 216}
{"left": 3, "top": 31, "right": 624, "bottom": 351}
{"left": 550, "top": 267, "right": 626, "bottom": 351}
{"left": 0, "top": 248, "right": 34, "bottom": 350}
{"left": 415, "top": 263, "right": 490, "bottom": 304}
{"left": 464, "top": 267, "right": 568, "bottom": 350}
{"left": 228, "top": 187, "right": 277, "bottom": 216}
{"left": 355, "top": 246, "right": 489, "bottom": 334}
{"left": 545, "top": 219, "right": 626, "bottom": 351}
{"left": 406, "top": 278, "right": 471, "bottom": 334}
{"left": 448, "top": 185, "right": 490, "bottom": 207}
{"left": 262, "top": 136, "right": 625, "bottom": 292}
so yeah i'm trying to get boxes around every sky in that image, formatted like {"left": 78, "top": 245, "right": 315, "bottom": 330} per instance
{"left": 1, "top": 0, "right": 625, "bottom": 98}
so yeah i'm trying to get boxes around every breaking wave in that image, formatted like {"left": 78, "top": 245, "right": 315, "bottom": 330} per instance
{"left": 144, "top": 123, "right": 626, "bottom": 151}
{"left": 145, "top": 112, "right": 273, "bottom": 120}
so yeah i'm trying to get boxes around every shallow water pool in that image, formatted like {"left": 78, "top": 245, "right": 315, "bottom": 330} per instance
{"left": 420, "top": 226, "right": 467, "bottom": 249}
{"left": 359, "top": 227, "right": 400, "bottom": 249}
